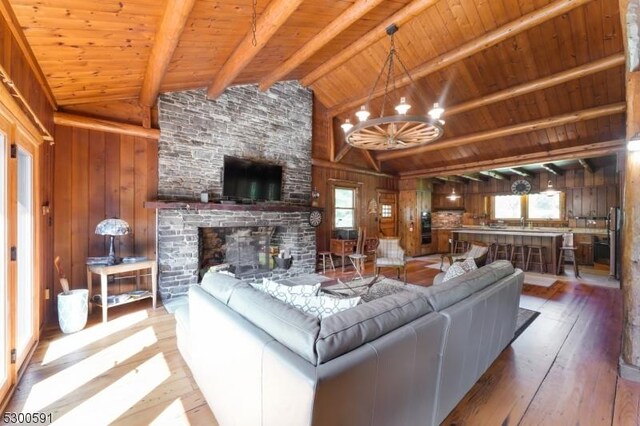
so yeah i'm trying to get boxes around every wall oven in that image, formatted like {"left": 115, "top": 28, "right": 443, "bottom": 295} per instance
{"left": 421, "top": 212, "right": 431, "bottom": 245}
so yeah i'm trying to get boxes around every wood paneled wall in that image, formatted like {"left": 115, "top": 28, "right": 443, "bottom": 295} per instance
{"left": 312, "top": 165, "right": 397, "bottom": 252}
{"left": 431, "top": 164, "right": 619, "bottom": 223}
{"left": 0, "top": 8, "right": 53, "bottom": 135}
{"left": 52, "top": 125, "right": 158, "bottom": 319}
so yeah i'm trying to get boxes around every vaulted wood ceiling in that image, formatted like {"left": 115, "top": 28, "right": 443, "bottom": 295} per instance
{"left": 9, "top": 0, "right": 626, "bottom": 174}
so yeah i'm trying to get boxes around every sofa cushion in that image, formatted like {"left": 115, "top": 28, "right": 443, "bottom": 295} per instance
{"left": 259, "top": 278, "right": 321, "bottom": 303}
{"left": 442, "top": 262, "right": 467, "bottom": 282}
{"left": 175, "top": 305, "right": 189, "bottom": 332}
{"left": 315, "top": 290, "right": 433, "bottom": 364}
{"left": 421, "top": 260, "right": 516, "bottom": 310}
{"left": 200, "top": 271, "right": 244, "bottom": 305}
{"left": 287, "top": 294, "right": 360, "bottom": 319}
{"left": 227, "top": 284, "right": 320, "bottom": 364}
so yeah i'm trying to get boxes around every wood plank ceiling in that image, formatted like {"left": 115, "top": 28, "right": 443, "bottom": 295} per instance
{"left": 10, "top": 0, "right": 626, "bottom": 174}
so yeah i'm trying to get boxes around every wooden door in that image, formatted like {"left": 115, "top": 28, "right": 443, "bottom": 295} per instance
{"left": 377, "top": 190, "right": 398, "bottom": 237}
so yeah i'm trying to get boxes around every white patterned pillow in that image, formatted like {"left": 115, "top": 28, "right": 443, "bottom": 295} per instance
{"left": 442, "top": 262, "right": 467, "bottom": 283}
{"left": 460, "top": 257, "right": 477, "bottom": 272}
{"left": 287, "top": 294, "right": 361, "bottom": 319}
{"left": 258, "top": 278, "right": 320, "bottom": 304}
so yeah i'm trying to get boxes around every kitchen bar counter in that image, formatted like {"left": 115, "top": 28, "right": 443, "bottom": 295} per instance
{"left": 457, "top": 225, "right": 607, "bottom": 236}
{"left": 451, "top": 228, "right": 564, "bottom": 275}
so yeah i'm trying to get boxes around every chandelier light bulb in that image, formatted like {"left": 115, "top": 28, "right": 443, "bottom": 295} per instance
{"left": 341, "top": 119, "right": 353, "bottom": 133}
{"left": 355, "top": 105, "right": 370, "bottom": 122}
{"left": 439, "top": 119, "right": 445, "bottom": 125}
{"left": 395, "top": 97, "right": 411, "bottom": 115}
{"left": 447, "top": 187, "right": 460, "bottom": 201}
{"left": 429, "top": 102, "right": 445, "bottom": 120}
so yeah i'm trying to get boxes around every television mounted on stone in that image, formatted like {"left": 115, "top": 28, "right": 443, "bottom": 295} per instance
{"left": 222, "top": 156, "right": 283, "bottom": 201}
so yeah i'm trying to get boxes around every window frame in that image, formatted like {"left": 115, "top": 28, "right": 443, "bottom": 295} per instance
{"left": 527, "top": 192, "right": 564, "bottom": 220}
{"left": 491, "top": 194, "right": 525, "bottom": 220}
{"left": 489, "top": 192, "right": 565, "bottom": 221}
{"left": 329, "top": 180, "right": 361, "bottom": 231}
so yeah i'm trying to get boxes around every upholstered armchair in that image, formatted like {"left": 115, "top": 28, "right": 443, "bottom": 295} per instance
{"left": 374, "top": 237, "right": 407, "bottom": 283}
{"left": 440, "top": 242, "right": 489, "bottom": 271}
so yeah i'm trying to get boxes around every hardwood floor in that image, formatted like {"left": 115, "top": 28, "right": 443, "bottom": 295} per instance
{"left": 3, "top": 259, "right": 639, "bottom": 425}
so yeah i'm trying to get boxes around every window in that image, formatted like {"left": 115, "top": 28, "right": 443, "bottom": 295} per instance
{"left": 528, "top": 192, "right": 561, "bottom": 219}
{"left": 381, "top": 204, "right": 392, "bottom": 218}
{"left": 493, "top": 195, "right": 522, "bottom": 219}
{"left": 334, "top": 187, "right": 355, "bottom": 228}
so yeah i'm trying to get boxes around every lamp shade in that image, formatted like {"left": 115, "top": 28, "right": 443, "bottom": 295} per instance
{"left": 95, "top": 218, "right": 131, "bottom": 236}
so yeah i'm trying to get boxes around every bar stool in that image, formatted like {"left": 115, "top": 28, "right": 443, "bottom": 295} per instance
{"left": 318, "top": 251, "right": 335, "bottom": 274}
{"left": 526, "top": 246, "right": 547, "bottom": 273}
{"left": 557, "top": 247, "right": 580, "bottom": 278}
{"left": 510, "top": 244, "right": 528, "bottom": 269}
{"left": 452, "top": 240, "right": 468, "bottom": 254}
{"left": 494, "top": 243, "right": 512, "bottom": 261}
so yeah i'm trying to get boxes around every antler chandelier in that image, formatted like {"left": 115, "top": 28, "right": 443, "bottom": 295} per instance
{"left": 341, "top": 24, "right": 445, "bottom": 151}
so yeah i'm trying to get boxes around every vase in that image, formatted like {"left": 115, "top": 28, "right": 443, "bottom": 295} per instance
{"left": 57, "top": 289, "right": 89, "bottom": 333}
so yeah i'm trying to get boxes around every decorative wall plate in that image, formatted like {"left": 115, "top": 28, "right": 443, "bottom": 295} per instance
{"left": 309, "top": 210, "right": 323, "bottom": 227}
{"left": 511, "top": 179, "right": 532, "bottom": 195}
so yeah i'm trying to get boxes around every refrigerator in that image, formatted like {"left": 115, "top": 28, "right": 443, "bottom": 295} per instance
{"left": 609, "top": 207, "right": 621, "bottom": 279}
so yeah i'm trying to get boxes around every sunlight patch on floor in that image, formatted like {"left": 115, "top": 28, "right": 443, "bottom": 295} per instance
{"left": 150, "top": 398, "right": 189, "bottom": 425}
{"left": 23, "top": 326, "right": 157, "bottom": 412}
{"left": 42, "top": 310, "right": 149, "bottom": 365}
{"left": 52, "top": 352, "right": 171, "bottom": 425}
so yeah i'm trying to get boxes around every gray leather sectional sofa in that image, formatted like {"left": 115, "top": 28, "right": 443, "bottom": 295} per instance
{"left": 175, "top": 260, "right": 524, "bottom": 425}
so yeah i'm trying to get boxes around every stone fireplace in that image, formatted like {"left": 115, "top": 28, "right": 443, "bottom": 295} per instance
{"left": 155, "top": 82, "right": 315, "bottom": 299}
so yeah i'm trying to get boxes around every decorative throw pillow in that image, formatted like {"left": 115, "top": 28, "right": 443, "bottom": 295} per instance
{"left": 287, "top": 294, "right": 361, "bottom": 319}
{"left": 257, "top": 278, "right": 321, "bottom": 304}
{"left": 460, "top": 257, "right": 477, "bottom": 272}
{"left": 442, "top": 262, "right": 467, "bottom": 283}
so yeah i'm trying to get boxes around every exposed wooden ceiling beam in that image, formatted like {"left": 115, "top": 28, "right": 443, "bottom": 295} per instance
{"left": 334, "top": 143, "right": 352, "bottom": 163}
{"left": 436, "top": 175, "right": 466, "bottom": 183}
{"left": 398, "top": 139, "right": 625, "bottom": 179}
{"left": 300, "top": 0, "right": 439, "bottom": 87}
{"left": 259, "top": 0, "right": 386, "bottom": 91}
{"left": 541, "top": 163, "right": 564, "bottom": 176}
{"left": 480, "top": 171, "right": 507, "bottom": 180}
{"left": 312, "top": 158, "right": 395, "bottom": 178}
{"left": 360, "top": 149, "right": 381, "bottom": 172}
{"left": 377, "top": 102, "right": 626, "bottom": 162}
{"left": 54, "top": 112, "right": 160, "bottom": 140}
{"left": 578, "top": 158, "right": 595, "bottom": 173}
{"left": 460, "top": 174, "right": 488, "bottom": 182}
{"left": 206, "top": 0, "right": 304, "bottom": 100}
{"left": 139, "top": 0, "right": 197, "bottom": 107}
{"left": 328, "top": 0, "right": 595, "bottom": 116}
{"left": 0, "top": 0, "right": 57, "bottom": 109}
{"left": 444, "top": 54, "right": 624, "bottom": 118}
{"left": 509, "top": 167, "right": 533, "bottom": 177}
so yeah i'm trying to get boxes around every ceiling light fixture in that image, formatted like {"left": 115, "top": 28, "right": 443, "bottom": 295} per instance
{"left": 447, "top": 188, "right": 460, "bottom": 201}
{"left": 628, "top": 134, "right": 640, "bottom": 151}
{"left": 543, "top": 180, "right": 560, "bottom": 196}
{"left": 341, "top": 24, "right": 445, "bottom": 151}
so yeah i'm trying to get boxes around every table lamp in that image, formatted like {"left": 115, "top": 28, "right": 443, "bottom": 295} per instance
{"left": 95, "top": 218, "right": 131, "bottom": 265}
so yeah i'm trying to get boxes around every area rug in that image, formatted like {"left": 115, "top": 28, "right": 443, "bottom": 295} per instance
{"left": 523, "top": 273, "right": 557, "bottom": 288}
{"left": 513, "top": 307, "right": 540, "bottom": 341}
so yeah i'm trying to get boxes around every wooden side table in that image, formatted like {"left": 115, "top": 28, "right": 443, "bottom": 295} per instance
{"left": 86, "top": 259, "right": 157, "bottom": 323}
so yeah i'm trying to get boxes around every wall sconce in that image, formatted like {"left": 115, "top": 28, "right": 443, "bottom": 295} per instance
{"left": 311, "top": 187, "right": 320, "bottom": 207}
{"left": 409, "top": 213, "right": 414, "bottom": 232}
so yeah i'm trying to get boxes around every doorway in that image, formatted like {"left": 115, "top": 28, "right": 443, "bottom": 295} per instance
{"left": 377, "top": 190, "right": 398, "bottom": 237}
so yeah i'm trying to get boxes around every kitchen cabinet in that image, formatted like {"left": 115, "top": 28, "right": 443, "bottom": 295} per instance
{"left": 399, "top": 186, "right": 432, "bottom": 256}
{"left": 432, "top": 229, "right": 451, "bottom": 253}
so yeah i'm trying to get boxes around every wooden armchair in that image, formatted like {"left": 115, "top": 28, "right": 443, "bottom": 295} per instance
{"left": 440, "top": 242, "right": 489, "bottom": 271}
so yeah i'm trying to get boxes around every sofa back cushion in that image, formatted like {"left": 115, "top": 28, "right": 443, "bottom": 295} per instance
{"left": 227, "top": 285, "right": 320, "bottom": 364}
{"left": 423, "top": 260, "right": 516, "bottom": 311}
{"left": 200, "top": 271, "right": 244, "bottom": 305}
{"left": 315, "top": 290, "right": 433, "bottom": 364}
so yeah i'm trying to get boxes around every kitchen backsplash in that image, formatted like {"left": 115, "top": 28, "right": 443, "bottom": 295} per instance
{"left": 432, "top": 210, "right": 464, "bottom": 228}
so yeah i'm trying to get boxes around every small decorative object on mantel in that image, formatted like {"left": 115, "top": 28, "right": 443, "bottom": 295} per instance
{"left": 273, "top": 249, "right": 293, "bottom": 269}
{"left": 95, "top": 218, "right": 131, "bottom": 265}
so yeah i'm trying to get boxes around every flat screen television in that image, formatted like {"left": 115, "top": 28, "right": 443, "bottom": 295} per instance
{"left": 222, "top": 156, "right": 282, "bottom": 201}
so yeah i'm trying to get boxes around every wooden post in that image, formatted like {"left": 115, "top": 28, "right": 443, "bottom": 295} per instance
{"left": 619, "top": 0, "right": 640, "bottom": 382}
